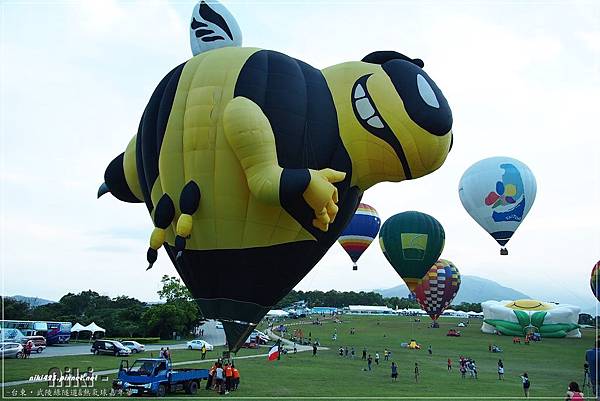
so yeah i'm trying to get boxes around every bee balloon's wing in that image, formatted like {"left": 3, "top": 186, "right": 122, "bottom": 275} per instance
{"left": 189, "top": 0, "right": 242, "bottom": 56}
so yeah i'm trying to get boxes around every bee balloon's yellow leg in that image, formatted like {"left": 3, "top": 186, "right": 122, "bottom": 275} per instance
{"left": 174, "top": 181, "right": 201, "bottom": 260}
{"left": 147, "top": 194, "right": 175, "bottom": 269}
{"left": 223, "top": 96, "right": 345, "bottom": 231}
{"left": 223, "top": 96, "right": 283, "bottom": 206}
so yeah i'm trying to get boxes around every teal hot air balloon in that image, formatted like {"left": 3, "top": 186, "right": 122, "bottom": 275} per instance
{"left": 379, "top": 211, "right": 445, "bottom": 292}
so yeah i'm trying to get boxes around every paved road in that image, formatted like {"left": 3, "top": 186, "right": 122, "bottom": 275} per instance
{"left": 28, "top": 320, "right": 226, "bottom": 358}
{"left": 1, "top": 325, "right": 322, "bottom": 389}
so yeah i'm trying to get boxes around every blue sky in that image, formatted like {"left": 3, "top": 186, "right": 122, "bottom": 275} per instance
{"left": 1, "top": 1, "right": 599, "bottom": 311}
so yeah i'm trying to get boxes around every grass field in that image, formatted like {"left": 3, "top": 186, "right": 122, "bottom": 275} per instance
{"left": 2, "top": 315, "right": 593, "bottom": 399}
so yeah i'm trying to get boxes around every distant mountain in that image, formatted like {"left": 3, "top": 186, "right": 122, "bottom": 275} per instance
{"left": 10, "top": 295, "right": 55, "bottom": 308}
{"left": 376, "top": 275, "right": 529, "bottom": 304}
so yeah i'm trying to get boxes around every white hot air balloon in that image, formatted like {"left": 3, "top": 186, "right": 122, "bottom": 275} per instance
{"left": 459, "top": 157, "right": 537, "bottom": 254}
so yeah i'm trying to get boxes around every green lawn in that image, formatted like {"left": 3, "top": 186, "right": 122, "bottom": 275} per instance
{"left": 2, "top": 315, "right": 592, "bottom": 399}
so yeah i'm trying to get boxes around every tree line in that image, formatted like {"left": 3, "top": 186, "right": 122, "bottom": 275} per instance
{"left": 2, "top": 276, "right": 201, "bottom": 339}
{"left": 3, "top": 284, "right": 483, "bottom": 340}
{"left": 276, "top": 290, "right": 482, "bottom": 312}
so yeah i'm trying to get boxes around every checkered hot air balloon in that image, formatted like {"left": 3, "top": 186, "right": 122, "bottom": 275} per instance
{"left": 338, "top": 203, "right": 381, "bottom": 270}
{"left": 591, "top": 261, "right": 600, "bottom": 302}
{"left": 414, "top": 259, "right": 461, "bottom": 321}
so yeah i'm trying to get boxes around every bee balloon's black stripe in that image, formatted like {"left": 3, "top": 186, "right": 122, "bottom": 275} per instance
{"left": 199, "top": 1, "right": 233, "bottom": 40}
{"left": 135, "top": 63, "right": 185, "bottom": 212}
{"left": 190, "top": 17, "right": 208, "bottom": 30}
{"left": 201, "top": 35, "right": 225, "bottom": 42}
{"left": 194, "top": 29, "right": 214, "bottom": 38}
{"left": 351, "top": 74, "right": 413, "bottom": 180}
{"left": 103, "top": 152, "right": 142, "bottom": 203}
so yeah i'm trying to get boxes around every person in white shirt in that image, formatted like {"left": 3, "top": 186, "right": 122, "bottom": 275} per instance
{"left": 215, "top": 365, "right": 224, "bottom": 394}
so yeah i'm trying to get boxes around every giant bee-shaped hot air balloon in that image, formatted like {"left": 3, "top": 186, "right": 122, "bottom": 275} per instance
{"left": 98, "top": 3, "right": 453, "bottom": 351}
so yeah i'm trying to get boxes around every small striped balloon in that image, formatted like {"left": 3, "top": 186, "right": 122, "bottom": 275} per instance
{"left": 591, "top": 261, "right": 600, "bottom": 302}
{"left": 338, "top": 203, "right": 381, "bottom": 270}
{"left": 414, "top": 259, "right": 461, "bottom": 320}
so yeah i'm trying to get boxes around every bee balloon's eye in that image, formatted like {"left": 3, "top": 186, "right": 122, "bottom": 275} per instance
{"left": 382, "top": 60, "right": 452, "bottom": 137}
{"left": 416, "top": 74, "right": 439, "bottom": 108}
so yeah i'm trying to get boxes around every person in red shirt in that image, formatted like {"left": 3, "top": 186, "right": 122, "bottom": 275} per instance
{"left": 232, "top": 365, "right": 240, "bottom": 390}
{"left": 206, "top": 364, "right": 216, "bottom": 390}
{"left": 447, "top": 358, "right": 452, "bottom": 371}
{"left": 225, "top": 363, "right": 233, "bottom": 393}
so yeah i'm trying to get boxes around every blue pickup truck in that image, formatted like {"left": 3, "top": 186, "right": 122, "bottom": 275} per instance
{"left": 113, "top": 358, "right": 209, "bottom": 397}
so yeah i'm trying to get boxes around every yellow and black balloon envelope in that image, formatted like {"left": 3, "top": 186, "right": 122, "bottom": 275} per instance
{"left": 99, "top": 47, "right": 453, "bottom": 350}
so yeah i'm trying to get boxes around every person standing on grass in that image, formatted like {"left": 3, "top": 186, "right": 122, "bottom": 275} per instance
{"left": 447, "top": 358, "right": 452, "bottom": 372}
{"left": 159, "top": 347, "right": 165, "bottom": 359}
{"left": 391, "top": 362, "right": 398, "bottom": 382}
{"left": 375, "top": 352, "right": 380, "bottom": 365}
{"left": 471, "top": 360, "right": 478, "bottom": 379}
{"left": 428, "top": 345, "right": 432, "bottom": 355}
{"left": 24, "top": 340, "right": 33, "bottom": 359}
{"left": 351, "top": 347, "right": 355, "bottom": 359}
{"left": 521, "top": 372, "right": 531, "bottom": 398}
{"left": 215, "top": 363, "right": 224, "bottom": 394}
{"left": 565, "top": 381, "right": 585, "bottom": 400}
{"left": 232, "top": 364, "right": 240, "bottom": 391}
{"left": 201, "top": 344, "right": 207, "bottom": 360}
{"left": 312, "top": 342, "right": 317, "bottom": 356}
{"left": 224, "top": 363, "right": 233, "bottom": 394}
{"left": 367, "top": 354, "right": 373, "bottom": 371}
{"left": 414, "top": 362, "right": 420, "bottom": 383}
{"left": 345, "top": 346, "right": 349, "bottom": 357}
{"left": 585, "top": 338, "right": 600, "bottom": 398}
{"left": 384, "top": 349, "right": 389, "bottom": 361}
{"left": 362, "top": 347, "right": 367, "bottom": 360}
{"left": 460, "top": 364, "right": 466, "bottom": 379}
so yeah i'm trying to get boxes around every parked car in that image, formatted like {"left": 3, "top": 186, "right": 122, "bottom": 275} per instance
{"left": 121, "top": 340, "right": 145, "bottom": 353}
{"left": 91, "top": 340, "right": 132, "bottom": 356}
{"left": 247, "top": 330, "right": 269, "bottom": 345}
{"left": 215, "top": 322, "right": 223, "bottom": 330}
{"left": 0, "top": 342, "right": 24, "bottom": 358}
{"left": 186, "top": 340, "right": 213, "bottom": 351}
{"left": 21, "top": 336, "right": 47, "bottom": 353}
{"left": 242, "top": 339, "right": 259, "bottom": 349}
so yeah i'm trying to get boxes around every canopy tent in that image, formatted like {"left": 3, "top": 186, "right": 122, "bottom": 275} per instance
{"left": 82, "top": 322, "right": 105, "bottom": 333}
{"left": 70, "top": 323, "right": 86, "bottom": 333}
{"left": 266, "top": 309, "right": 289, "bottom": 317}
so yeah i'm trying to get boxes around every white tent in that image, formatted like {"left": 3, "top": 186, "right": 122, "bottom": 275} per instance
{"left": 267, "top": 309, "right": 289, "bottom": 317}
{"left": 82, "top": 322, "right": 106, "bottom": 334}
{"left": 70, "top": 323, "right": 86, "bottom": 333}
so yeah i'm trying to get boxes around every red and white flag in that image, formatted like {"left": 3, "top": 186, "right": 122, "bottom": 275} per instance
{"left": 267, "top": 344, "right": 279, "bottom": 361}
